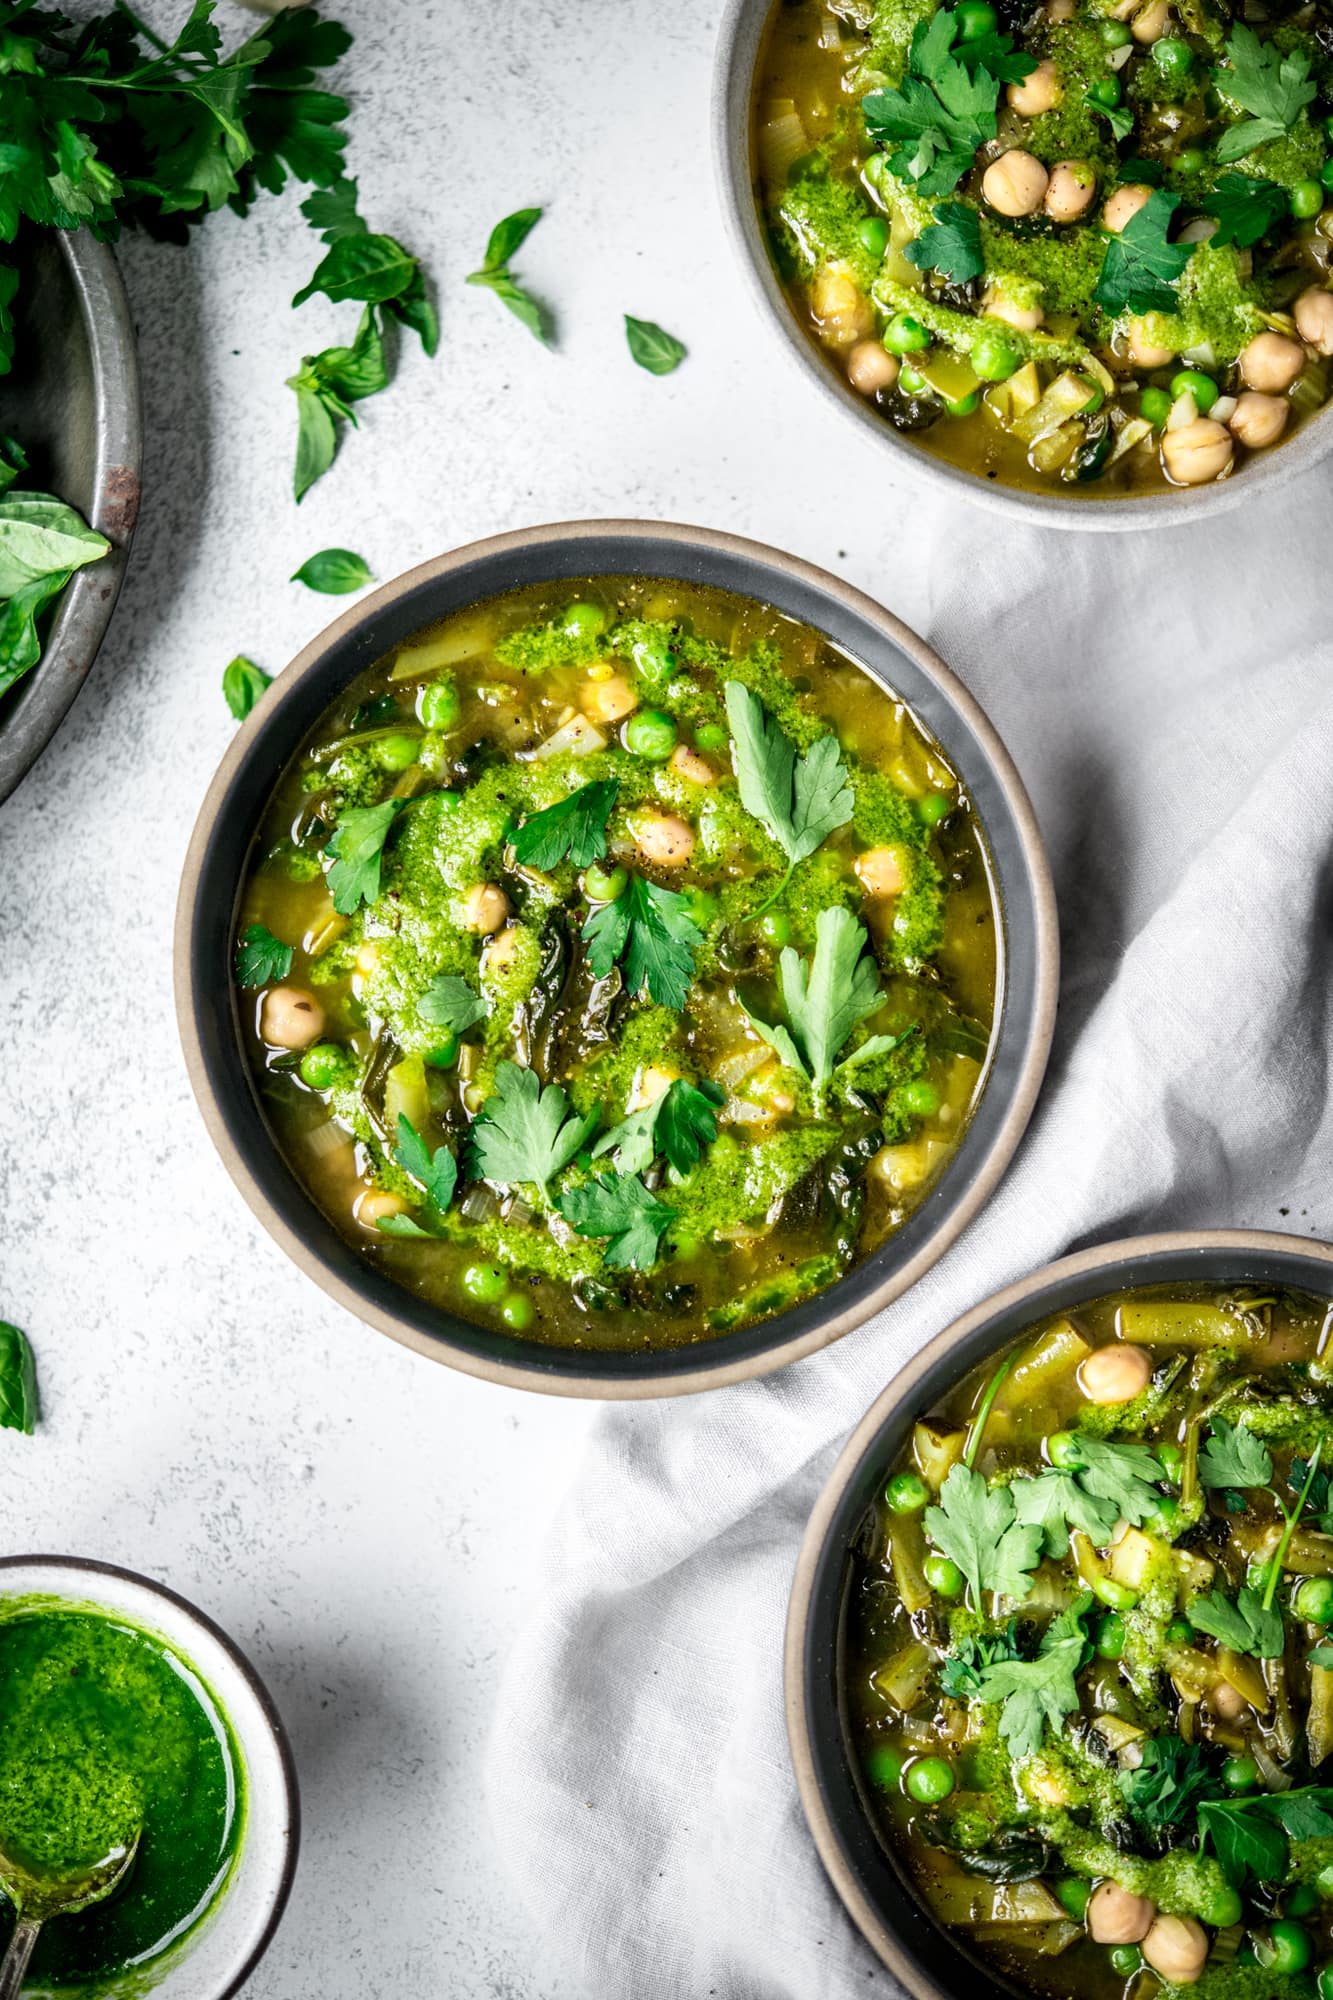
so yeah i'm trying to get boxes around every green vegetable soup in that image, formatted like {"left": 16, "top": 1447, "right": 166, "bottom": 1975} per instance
{"left": 846, "top": 1284, "right": 1333, "bottom": 1996}
{"left": 235, "top": 576, "right": 1000, "bottom": 1352}
{"left": 753, "top": 0, "right": 1333, "bottom": 497}
{"left": 0, "top": 1605, "right": 242, "bottom": 1987}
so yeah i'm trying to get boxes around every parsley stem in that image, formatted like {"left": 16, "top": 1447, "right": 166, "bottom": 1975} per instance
{"left": 749, "top": 866, "right": 794, "bottom": 923}
{"left": 963, "top": 1355, "right": 1015, "bottom": 1471}
{"left": 1263, "top": 1440, "right": 1323, "bottom": 1611}
{"left": 112, "top": 1, "right": 168, "bottom": 54}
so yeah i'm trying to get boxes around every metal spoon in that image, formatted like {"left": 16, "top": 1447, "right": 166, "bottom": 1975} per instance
{"left": 0, "top": 1830, "right": 140, "bottom": 2000}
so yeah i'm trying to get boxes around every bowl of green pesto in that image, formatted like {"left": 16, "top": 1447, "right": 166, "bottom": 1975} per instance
{"left": 177, "top": 520, "right": 1057, "bottom": 1397}
{"left": 0, "top": 1557, "right": 296, "bottom": 1998}
{"left": 788, "top": 1229, "right": 1333, "bottom": 2000}
{"left": 717, "top": 0, "right": 1333, "bottom": 523}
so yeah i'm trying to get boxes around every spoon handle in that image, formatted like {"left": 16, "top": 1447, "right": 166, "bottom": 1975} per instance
{"left": 0, "top": 1917, "right": 41, "bottom": 2000}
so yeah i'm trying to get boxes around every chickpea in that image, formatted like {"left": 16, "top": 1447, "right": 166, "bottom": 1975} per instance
{"left": 1210, "top": 1678, "right": 1250, "bottom": 1721}
{"left": 847, "top": 340, "right": 900, "bottom": 396}
{"left": 983, "top": 150, "right": 1049, "bottom": 218}
{"left": 1141, "top": 1916, "right": 1208, "bottom": 1985}
{"left": 1132, "top": 0, "right": 1171, "bottom": 38}
{"left": 582, "top": 674, "right": 638, "bottom": 725}
{"left": 636, "top": 812, "right": 695, "bottom": 868}
{"left": 1295, "top": 285, "right": 1333, "bottom": 356}
{"left": 1103, "top": 185, "right": 1154, "bottom": 235}
{"left": 355, "top": 1187, "right": 406, "bottom": 1230}
{"left": 669, "top": 743, "right": 717, "bottom": 786}
{"left": 1161, "top": 417, "right": 1233, "bottom": 485}
{"left": 1078, "top": 1344, "right": 1153, "bottom": 1405}
{"left": 1046, "top": 162, "right": 1096, "bottom": 223}
{"left": 1088, "top": 1881, "right": 1155, "bottom": 1945}
{"left": 1047, "top": 0, "right": 1076, "bottom": 19}
{"left": 481, "top": 924, "right": 525, "bottom": 974}
{"left": 1239, "top": 330, "right": 1305, "bottom": 394}
{"left": 984, "top": 289, "right": 1045, "bottom": 332}
{"left": 855, "top": 846, "right": 907, "bottom": 898}
{"left": 1229, "top": 389, "right": 1289, "bottom": 449}
{"left": 261, "top": 986, "right": 325, "bottom": 1050}
{"left": 1008, "top": 58, "right": 1062, "bottom": 116}
{"left": 461, "top": 882, "right": 510, "bottom": 934}
{"left": 628, "top": 1064, "right": 678, "bottom": 1112}
{"left": 1127, "top": 318, "right": 1176, "bottom": 369}
{"left": 811, "top": 263, "right": 875, "bottom": 348}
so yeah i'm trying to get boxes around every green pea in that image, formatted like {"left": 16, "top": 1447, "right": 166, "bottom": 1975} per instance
{"left": 917, "top": 791, "right": 953, "bottom": 825}
{"left": 299, "top": 1043, "right": 347, "bottom": 1091}
{"left": 1046, "top": 1430, "right": 1085, "bottom": 1471}
{"left": 1156, "top": 1442, "right": 1184, "bottom": 1481}
{"left": 900, "top": 1080, "right": 941, "bottom": 1117}
{"left": 886, "top": 1471, "right": 930, "bottom": 1514}
{"left": 970, "top": 329, "right": 1021, "bottom": 381}
{"left": 1152, "top": 35, "right": 1193, "bottom": 76}
{"left": 1321, "top": 159, "right": 1333, "bottom": 194}
{"left": 1165, "top": 1616, "right": 1193, "bottom": 1645}
{"left": 1298, "top": 1577, "right": 1333, "bottom": 1623}
{"left": 1171, "top": 367, "right": 1218, "bottom": 412}
{"left": 1259, "top": 1922, "right": 1313, "bottom": 1974}
{"left": 864, "top": 1743, "right": 903, "bottom": 1791}
{"left": 857, "top": 215, "right": 890, "bottom": 259}
{"left": 1222, "top": 1754, "right": 1259, "bottom": 1792}
{"left": 630, "top": 634, "right": 676, "bottom": 687}
{"left": 562, "top": 600, "right": 607, "bottom": 640}
{"left": 462, "top": 1263, "right": 507, "bottom": 1306}
{"left": 683, "top": 888, "right": 719, "bottom": 928}
{"left": 1088, "top": 77, "right": 1121, "bottom": 108}
{"left": 1096, "top": 1613, "right": 1127, "bottom": 1660}
{"left": 904, "top": 1756, "right": 955, "bottom": 1804}
{"left": 624, "top": 708, "right": 679, "bottom": 760}
{"left": 583, "top": 861, "right": 628, "bottom": 903}
{"left": 1175, "top": 146, "right": 1207, "bottom": 175}
{"left": 924, "top": 1554, "right": 964, "bottom": 1597}
{"left": 898, "top": 364, "right": 929, "bottom": 395}
{"left": 757, "top": 910, "right": 792, "bottom": 948}
{"left": 500, "top": 1292, "right": 536, "bottom": 1332}
{"left": 1292, "top": 178, "right": 1325, "bottom": 220}
{"left": 1203, "top": 1883, "right": 1244, "bottom": 1928}
{"left": 1099, "top": 18, "right": 1132, "bottom": 43}
{"left": 1143, "top": 1497, "right": 1182, "bottom": 1539}
{"left": 1318, "top": 1965, "right": 1333, "bottom": 2000}
{"left": 945, "top": 389, "right": 981, "bottom": 416}
{"left": 695, "top": 721, "right": 729, "bottom": 753}
{"left": 1140, "top": 385, "right": 1173, "bottom": 427}
{"left": 884, "top": 312, "right": 931, "bottom": 354}
{"left": 1287, "top": 1884, "right": 1321, "bottom": 1919}
{"left": 1056, "top": 1877, "right": 1091, "bottom": 1921}
{"left": 1108, "top": 1946, "right": 1143, "bottom": 1975}
{"left": 955, "top": 0, "right": 998, "bottom": 37}
{"left": 372, "top": 732, "right": 420, "bottom": 772}
{"left": 418, "top": 680, "right": 460, "bottom": 730}
{"left": 423, "top": 1032, "right": 460, "bottom": 1071}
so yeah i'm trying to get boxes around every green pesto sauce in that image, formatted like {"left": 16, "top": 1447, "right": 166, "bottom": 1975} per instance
{"left": 0, "top": 1607, "right": 241, "bottom": 1988}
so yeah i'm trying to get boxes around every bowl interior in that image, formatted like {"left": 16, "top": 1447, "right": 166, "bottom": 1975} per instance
{"left": 0, "top": 1558, "right": 297, "bottom": 2000}
{"left": 789, "top": 1232, "right": 1333, "bottom": 2000}
{"left": 180, "top": 523, "right": 1056, "bottom": 1394}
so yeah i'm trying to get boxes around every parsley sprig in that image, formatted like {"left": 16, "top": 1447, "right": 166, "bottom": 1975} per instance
{"left": 592, "top": 1078, "right": 723, "bottom": 1178}
{"left": 968, "top": 1595, "right": 1094, "bottom": 1759}
{"left": 556, "top": 1174, "right": 675, "bottom": 1270}
{"left": 904, "top": 201, "right": 984, "bottom": 284}
{"left": 1093, "top": 188, "right": 1192, "bottom": 317}
{"left": 725, "top": 681, "right": 853, "bottom": 907}
{"left": 1214, "top": 25, "right": 1317, "bottom": 164}
{"left": 1200, "top": 1787, "right": 1333, "bottom": 1888}
{"left": 1202, "top": 173, "right": 1291, "bottom": 250}
{"left": 862, "top": 9, "right": 1032, "bottom": 197}
{"left": 583, "top": 876, "right": 703, "bottom": 1012}
{"left": 924, "top": 1463, "right": 1046, "bottom": 1610}
{"left": 746, "top": 906, "right": 900, "bottom": 1108}
{"left": 512, "top": 779, "right": 618, "bottom": 871}
{"left": 464, "top": 1061, "right": 597, "bottom": 1197}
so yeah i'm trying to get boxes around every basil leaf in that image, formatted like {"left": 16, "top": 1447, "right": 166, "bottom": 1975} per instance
{"left": 0, "top": 1322, "right": 37, "bottom": 1435}
{"left": 293, "top": 232, "right": 419, "bottom": 308}
{"left": 0, "top": 493, "right": 109, "bottom": 596}
{"left": 291, "top": 548, "right": 374, "bottom": 594}
{"left": 222, "top": 654, "right": 272, "bottom": 721}
{"left": 625, "top": 316, "right": 687, "bottom": 375}
{"left": 0, "top": 569, "right": 71, "bottom": 698}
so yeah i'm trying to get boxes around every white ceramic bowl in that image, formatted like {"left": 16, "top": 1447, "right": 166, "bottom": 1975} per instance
{"left": 0, "top": 1557, "right": 298, "bottom": 1999}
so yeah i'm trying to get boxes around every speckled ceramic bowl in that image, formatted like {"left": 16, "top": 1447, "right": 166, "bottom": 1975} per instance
{"left": 177, "top": 519, "right": 1058, "bottom": 1398}
{"left": 786, "top": 1229, "right": 1333, "bottom": 1997}
{"left": 0, "top": 1557, "right": 297, "bottom": 1999}
{"left": 713, "top": 0, "right": 1333, "bottom": 532}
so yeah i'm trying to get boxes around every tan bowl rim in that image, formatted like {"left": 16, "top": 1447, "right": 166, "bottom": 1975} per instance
{"left": 175, "top": 517, "right": 1058, "bottom": 1399}
{"left": 785, "top": 1226, "right": 1333, "bottom": 1995}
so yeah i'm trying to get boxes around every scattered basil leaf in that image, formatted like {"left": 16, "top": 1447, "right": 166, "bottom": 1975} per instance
{"left": 0, "top": 569, "right": 72, "bottom": 699}
{"left": 625, "top": 316, "right": 687, "bottom": 375}
{"left": 511, "top": 778, "right": 619, "bottom": 870}
{"left": 466, "top": 207, "right": 552, "bottom": 344}
{"left": 0, "top": 493, "right": 109, "bottom": 598}
{"left": 0, "top": 1322, "right": 37, "bottom": 1435}
{"left": 293, "top": 231, "right": 418, "bottom": 309}
{"left": 222, "top": 654, "right": 272, "bottom": 721}
{"left": 235, "top": 923, "right": 293, "bottom": 987}
{"left": 291, "top": 548, "right": 374, "bottom": 594}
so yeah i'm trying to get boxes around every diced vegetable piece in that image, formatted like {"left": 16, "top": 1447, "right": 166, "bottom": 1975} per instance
{"left": 1012, "top": 373, "right": 1100, "bottom": 445}
{"left": 871, "top": 1638, "right": 933, "bottom": 1711}
{"left": 1029, "top": 424, "right": 1082, "bottom": 474}
{"left": 1118, "top": 1303, "right": 1261, "bottom": 1347}
{"left": 1107, "top": 417, "right": 1154, "bottom": 466}
{"left": 384, "top": 1054, "right": 430, "bottom": 1134}
{"left": 1307, "top": 1664, "right": 1333, "bottom": 1767}
{"left": 1284, "top": 1530, "right": 1333, "bottom": 1576}
{"left": 971, "top": 1922, "right": 1081, "bottom": 1955}
{"left": 1109, "top": 1529, "right": 1157, "bottom": 1591}
{"left": 999, "top": 1320, "right": 1092, "bottom": 1404}
{"left": 928, "top": 1876, "right": 1069, "bottom": 1925}
{"left": 531, "top": 716, "right": 607, "bottom": 761}
{"left": 1093, "top": 1713, "right": 1147, "bottom": 1756}
{"left": 916, "top": 350, "right": 982, "bottom": 402}
{"left": 1218, "top": 1646, "right": 1270, "bottom": 1712}
{"left": 890, "top": 1524, "right": 933, "bottom": 1616}
{"left": 913, "top": 1419, "right": 966, "bottom": 1493}
{"left": 390, "top": 624, "right": 491, "bottom": 678}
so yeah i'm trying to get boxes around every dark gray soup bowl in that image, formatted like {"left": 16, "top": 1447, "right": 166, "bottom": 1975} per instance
{"left": 0, "top": 229, "right": 142, "bottom": 805}
{"left": 786, "top": 1229, "right": 1333, "bottom": 1997}
{"left": 176, "top": 519, "right": 1058, "bottom": 1399}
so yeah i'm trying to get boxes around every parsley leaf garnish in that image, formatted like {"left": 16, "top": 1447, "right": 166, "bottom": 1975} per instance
{"left": 747, "top": 906, "right": 896, "bottom": 1102}
{"left": 1214, "top": 25, "right": 1317, "bottom": 164}
{"left": 592, "top": 1078, "right": 724, "bottom": 1177}
{"left": 625, "top": 316, "right": 687, "bottom": 375}
{"left": 466, "top": 207, "right": 552, "bottom": 344}
{"left": 464, "top": 1061, "right": 596, "bottom": 1194}
{"left": 1118, "top": 1737, "right": 1216, "bottom": 1833}
{"left": 904, "top": 201, "right": 984, "bottom": 282}
{"left": 939, "top": 1623, "right": 1020, "bottom": 1698}
{"left": 1198, "top": 1790, "right": 1333, "bottom": 1887}
{"left": 970, "top": 1595, "right": 1093, "bottom": 1759}
{"left": 556, "top": 1173, "right": 675, "bottom": 1270}
{"left": 235, "top": 922, "right": 294, "bottom": 987}
{"left": 1072, "top": 1436, "right": 1165, "bottom": 1528}
{"left": 417, "top": 975, "right": 487, "bottom": 1034}
{"left": 326, "top": 799, "right": 404, "bottom": 914}
{"left": 583, "top": 876, "right": 703, "bottom": 1011}
{"left": 1011, "top": 1470, "right": 1120, "bottom": 1556}
{"left": 863, "top": 12, "right": 1008, "bottom": 197}
{"left": 1189, "top": 1586, "right": 1284, "bottom": 1659}
{"left": 222, "top": 654, "right": 272, "bottom": 722}
{"left": 511, "top": 779, "right": 619, "bottom": 871}
{"left": 1202, "top": 173, "right": 1291, "bottom": 249}
{"left": 1093, "top": 188, "right": 1192, "bottom": 316}
{"left": 924, "top": 1463, "right": 1045, "bottom": 1609}
{"left": 1086, "top": 93, "right": 1135, "bottom": 143}
{"left": 725, "top": 681, "right": 853, "bottom": 881}
{"left": 1199, "top": 1421, "right": 1274, "bottom": 1491}
{"left": 391, "top": 1113, "right": 457, "bottom": 1214}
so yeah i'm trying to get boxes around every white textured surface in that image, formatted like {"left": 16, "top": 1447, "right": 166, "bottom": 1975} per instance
{"left": 4, "top": 0, "right": 1333, "bottom": 1995}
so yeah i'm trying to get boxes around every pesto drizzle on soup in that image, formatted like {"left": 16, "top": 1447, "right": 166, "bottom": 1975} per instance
{"left": 235, "top": 577, "right": 999, "bottom": 1353}
{"left": 754, "top": 0, "right": 1333, "bottom": 498}
{"left": 845, "top": 1284, "right": 1333, "bottom": 1998}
